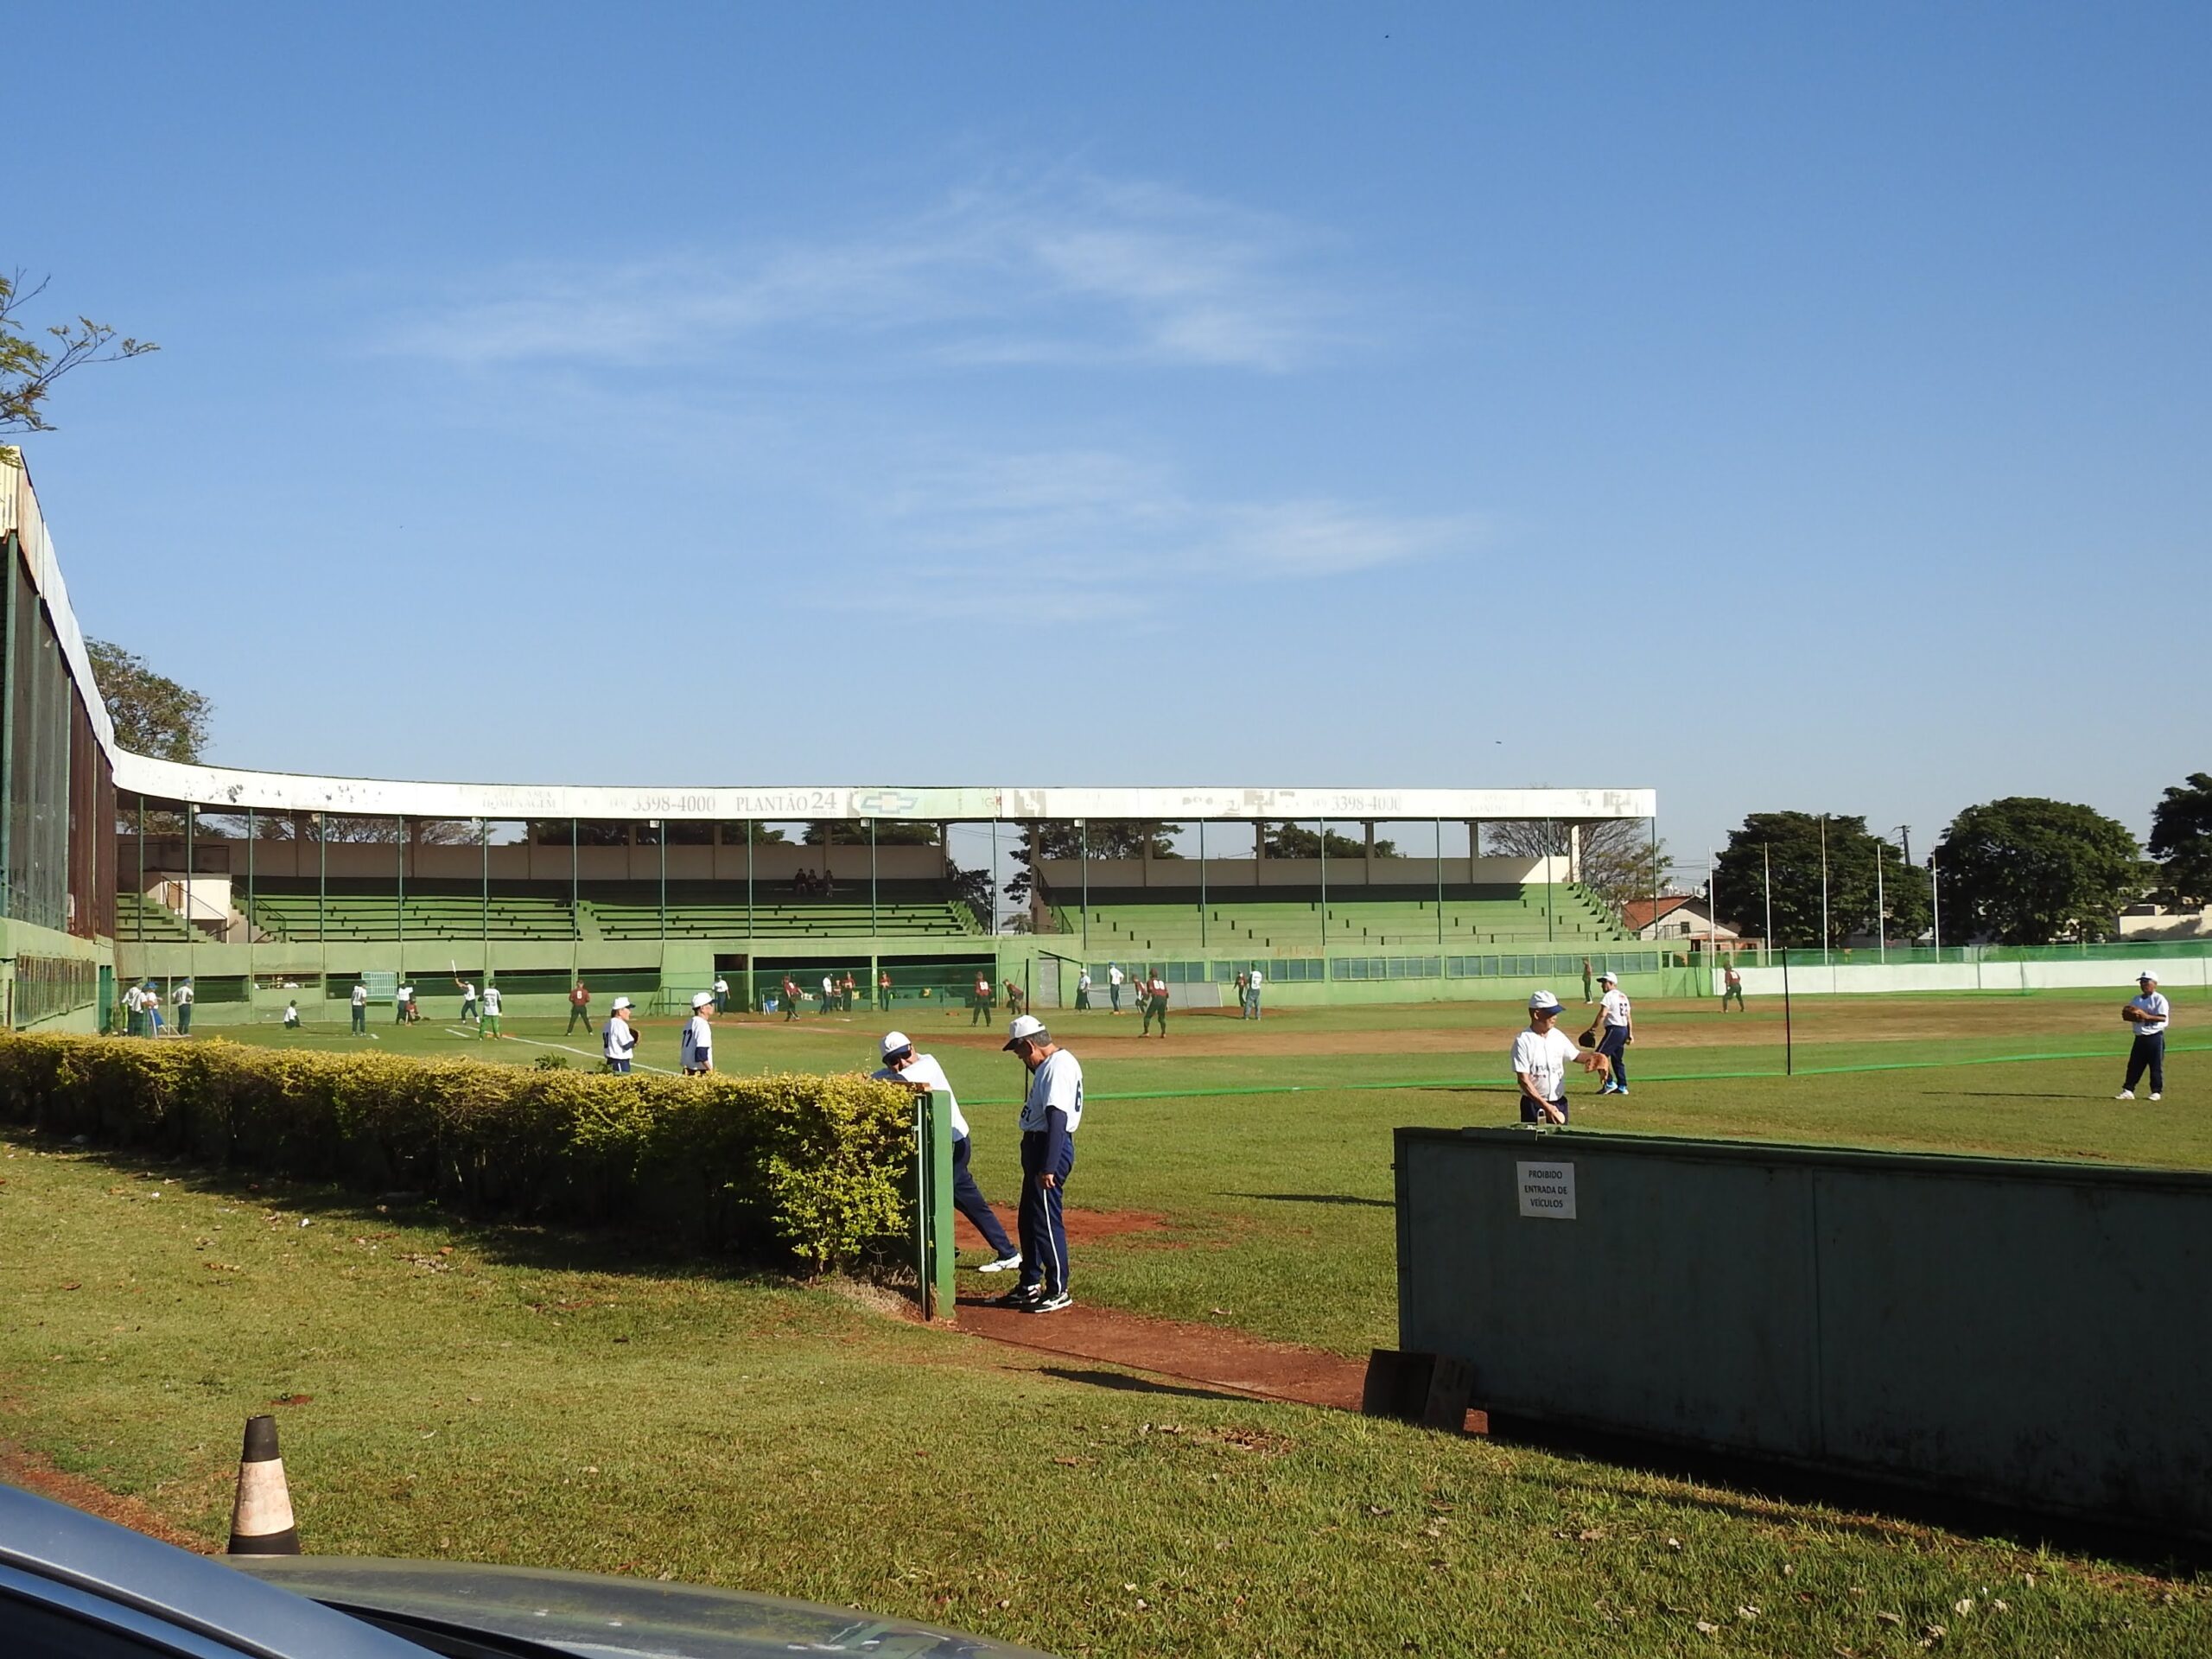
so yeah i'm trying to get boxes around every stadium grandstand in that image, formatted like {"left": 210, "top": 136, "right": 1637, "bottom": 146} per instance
{"left": 1, "top": 448, "right": 1662, "bottom": 1031}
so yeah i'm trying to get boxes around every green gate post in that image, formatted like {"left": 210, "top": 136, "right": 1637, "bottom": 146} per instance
{"left": 913, "top": 1087, "right": 957, "bottom": 1319}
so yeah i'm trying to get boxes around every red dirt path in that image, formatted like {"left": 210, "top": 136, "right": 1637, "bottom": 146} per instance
{"left": 950, "top": 1295, "right": 1368, "bottom": 1409}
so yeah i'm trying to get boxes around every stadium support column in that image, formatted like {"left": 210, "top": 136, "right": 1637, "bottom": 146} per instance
{"left": 396, "top": 818, "right": 406, "bottom": 987}
{"left": 184, "top": 804, "right": 194, "bottom": 982}
{"left": 1650, "top": 817, "right": 1660, "bottom": 968}
{"left": 745, "top": 820, "right": 754, "bottom": 940}
{"left": 480, "top": 819, "right": 490, "bottom": 983}
{"left": 1318, "top": 819, "right": 1327, "bottom": 955}
{"left": 653, "top": 820, "right": 664, "bottom": 945}
{"left": 316, "top": 813, "right": 326, "bottom": 990}
{"left": 570, "top": 817, "right": 580, "bottom": 982}
{"left": 246, "top": 808, "right": 255, "bottom": 990}
{"left": 1544, "top": 819, "right": 1555, "bottom": 944}
{"left": 868, "top": 817, "right": 877, "bottom": 938}
{"left": 1078, "top": 820, "right": 1089, "bottom": 955}
{"left": 1435, "top": 818, "right": 1444, "bottom": 950}
{"left": 1198, "top": 821, "right": 1206, "bottom": 950}
{"left": 1818, "top": 814, "right": 1830, "bottom": 967}
{"left": 137, "top": 798, "right": 145, "bottom": 943}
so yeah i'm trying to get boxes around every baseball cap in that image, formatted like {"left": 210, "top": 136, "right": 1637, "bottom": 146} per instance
{"left": 691, "top": 991, "right": 715, "bottom": 1010}
{"left": 1003, "top": 1014, "right": 1047, "bottom": 1051}
{"left": 880, "top": 1031, "right": 913, "bottom": 1059}
{"left": 1529, "top": 991, "right": 1565, "bottom": 1015}
{"left": 2139, "top": 971, "right": 2159, "bottom": 982}
{"left": 1599, "top": 970, "right": 1618, "bottom": 983}
{"left": 610, "top": 996, "right": 632, "bottom": 1012}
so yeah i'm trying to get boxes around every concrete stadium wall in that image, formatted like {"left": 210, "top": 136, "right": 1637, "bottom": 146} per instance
{"left": 1725, "top": 956, "right": 2210, "bottom": 996}
{"left": 119, "top": 836, "right": 948, "bottom": 885}
{"left": 1396, "top": 1127, "right": 2212, "bottom": 1540}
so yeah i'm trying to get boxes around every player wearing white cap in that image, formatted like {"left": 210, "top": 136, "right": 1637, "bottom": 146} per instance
{"left": 875, "top": 1032, "right": 1021, "bottom": 1274}
{"left": 479, "top": 982, "right": 503, "bottom": 1039}
{"left": 2117, "top": 971, "right": 2170, "bottom": 1101}
{"left": 1584, "top": 970, "right": 1633, "bottom": 1096}
{"left": 603, "top": 996, "right": 639, "bottom": 1074}
{"left": 1000, "top": 1014, "right": 1082, "bottom": 1313}
{"left": 681, "top": 991, "right": 715, "bottom": 1075}
{"left": 1513, "top": 992, "right": 1578, "bottom": 1123}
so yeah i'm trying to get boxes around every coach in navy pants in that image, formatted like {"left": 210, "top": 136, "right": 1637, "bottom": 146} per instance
{"left": 1001, "top": 1015, "right": 1084, "bottom": 1313}
{"left": 2117, "top": 973, "right": 2171, "bottom": 1101}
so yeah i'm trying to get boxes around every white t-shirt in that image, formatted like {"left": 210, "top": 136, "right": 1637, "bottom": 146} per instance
{"left": 714, "top": 978, "right": 728, "bottom": 995}
{"left": 1512, "top": 1027, "right": 1579, "bottom": 1103}
{"left": 873, "top": 1054, "right": 969, "bottom": 1140}
{"left": 1598, "top": 988, "right": 1632, "bottom": 1029}
{"left": 684, "top": 1014, "right": 713, "bottom": 1067}
{"left": 124, "top": 986, "right": 143, "bottom": 1012}
{"left": 1248, "top": 969, "right": 1264, "bottom": 988}
{"left": 283, "top": 1004, "right": 299, "bottom": 1025}
{"left": 352, "top": 985, "right": 367, "bottom": 1007}
{"left": 1019, "top": 1048, "right": 1084, "bottom": 1134}
{"left": 397, "top": 986, "right": 412, "bottom": 1003}
{"left": 481, "top": 987, "right": 502, "bottom": 1015}
{"left": 175, "top": 984, "right": 194, "bottom": 1006}
{"left": 823, "top": 977, "right": 836, "bottom": 997}
{"left": 604, "top": 1015, "right": 637, "bottom": 1060}
{"left": 1108, "top": 967, "right": 1123, "bottom": 987}
{"left": 1077, "top": 972, "right": 1091, "bottom": 990}
{"left": 458, "top": 982, "right": 475, "bottom": 1001}
{"left": 2128, "top": 992, "right": 2171, "bottom": 1036}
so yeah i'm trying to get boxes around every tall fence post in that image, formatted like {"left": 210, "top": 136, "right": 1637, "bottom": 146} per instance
{"left": 912, "top": 1086, "right": 956, "bottom": 1319}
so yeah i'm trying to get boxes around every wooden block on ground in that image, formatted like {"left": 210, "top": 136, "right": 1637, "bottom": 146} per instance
{"left": 1421, "top": 1354, "right": 1476, "bottom": 1432}
{"left": 1362, "top": 1348, "right": 1435, "bottom": 1421}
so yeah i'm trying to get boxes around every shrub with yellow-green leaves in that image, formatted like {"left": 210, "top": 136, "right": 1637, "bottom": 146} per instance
{"left": 0, "top": 1035, "right": 915, "bottom": 1271}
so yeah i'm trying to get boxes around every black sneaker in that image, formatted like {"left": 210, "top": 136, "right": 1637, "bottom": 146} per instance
{"left": 1026, "top": 1291, "right": 1074, "bottom": 1314}
{"left": 994, "top": 1284, "right": 1044, "bottom": 1307}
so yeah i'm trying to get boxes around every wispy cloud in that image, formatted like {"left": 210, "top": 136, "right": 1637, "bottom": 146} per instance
{"left": 854, "top": 448, "right": 1476, "bottom": 620}
{"left": 387, "top": 173, "right": 1352, "bottom": 373}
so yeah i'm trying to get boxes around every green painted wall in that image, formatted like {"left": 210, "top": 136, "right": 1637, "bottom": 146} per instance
{"left": 0, "top": 915, "right": 109, "bottom": 1033}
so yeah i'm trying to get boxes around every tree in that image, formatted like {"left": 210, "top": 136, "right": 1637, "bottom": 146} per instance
{"left": 1937, "top": 798, "right": 2145, "bottom": 944}
{"left": 1710, "top": 813, "right": 1929, "bottom": 949}
{"left": 1002, "top": 820, "right": 1182, "bottom": 906}
{"left": 1262, "top": 823, "right": 1397, "bottom": 859}
{"left": 1, "top": 271, "right": 158, "bottom": 434}
{"left": 804, "top": 821, "right": 940, "bottom": 847}
{"left": 1485, "top": 819, "right": 1670, "bottom": 921}
{"left": 2148, "top": 773, "right": 2212, "bottom": 910}
{"left": 86, "top": 639, "right": 211, "bottom": 762}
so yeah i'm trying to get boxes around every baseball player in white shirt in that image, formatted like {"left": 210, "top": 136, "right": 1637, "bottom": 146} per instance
{"left": 681, "top": 991, "right": 715, "bottom": 1074}
{"left": 1585, "top": 970, "right": 1633, "bottom": 1095}
{"left": 2117, "top": 971, "right": 2171, "bottom": 1101}
{"left": 603, "top": 996, "right": 639, "bottom": 1074}
{"left": 874, "top": 1031, "right": 1021, "bottom": 1272}
{"left": 479, "top": 983, "right": 503, "bottom": 1038}
{"left": 1513, "top": 991, "right": 1579, "bottom": 1123}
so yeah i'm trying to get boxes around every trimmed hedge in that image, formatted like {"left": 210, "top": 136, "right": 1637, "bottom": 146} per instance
{"left": 0, "top": 1035, "right": 917, "bottom": 1271}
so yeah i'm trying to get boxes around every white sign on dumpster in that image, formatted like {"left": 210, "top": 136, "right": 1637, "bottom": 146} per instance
{"left": 1516, "top": 1160, "right": 1577, "bottom": 1219}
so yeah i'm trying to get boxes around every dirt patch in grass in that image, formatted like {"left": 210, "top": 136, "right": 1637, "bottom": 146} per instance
{"left": 951, "top": 1295, "right": 1368, "bottom": 1409}
{"left": 0, "top": 1435, "right": 213, "bottom": 1554}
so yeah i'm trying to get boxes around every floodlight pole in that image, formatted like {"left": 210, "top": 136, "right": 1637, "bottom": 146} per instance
{"left": 1819, "top": 814, "right": 1830, "bottom": 966}
{"left": 1930, "top": 857, "right": 1942, "bottom": 956}
{"left": 1876, "top": 847, "right": 1886, "bottom": 963}
{"left": 1762, "top": 842, "right": 1774, "bottom": 968}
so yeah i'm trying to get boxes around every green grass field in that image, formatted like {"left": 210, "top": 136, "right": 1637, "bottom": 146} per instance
{"left": 8, "top": 990, "right": 2207, "bottom": 1656}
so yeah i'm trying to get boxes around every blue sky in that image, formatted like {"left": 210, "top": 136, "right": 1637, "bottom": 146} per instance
{"left": 12, "top": 1, "right": 2208, "bottom": 871}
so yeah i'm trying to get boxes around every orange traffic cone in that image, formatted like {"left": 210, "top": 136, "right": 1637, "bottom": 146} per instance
{"left": 226, "top": 1414, "right": 300, "bottom": 1554}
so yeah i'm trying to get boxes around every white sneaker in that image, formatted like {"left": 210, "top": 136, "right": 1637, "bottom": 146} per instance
{"left": 2150, "top": 1092, "right": 2162, "bottom": 1102}
{"left": 976, "top": 1254, "right": 1023, "bottom": 1274}
{"left": 1026, "top": 1291, "right": 1074, "bottom": 1314}
{"left": 2114, "top": 1090, "right": 2134, "bottom": 1100}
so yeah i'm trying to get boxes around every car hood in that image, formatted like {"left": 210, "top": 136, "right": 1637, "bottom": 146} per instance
{"left": 229, "top": 1554, "right": 1058, "bottom": 1658}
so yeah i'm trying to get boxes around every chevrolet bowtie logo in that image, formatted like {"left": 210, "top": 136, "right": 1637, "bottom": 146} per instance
{"left": 855, "top": 789, "right": 921, "bottom": 816}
